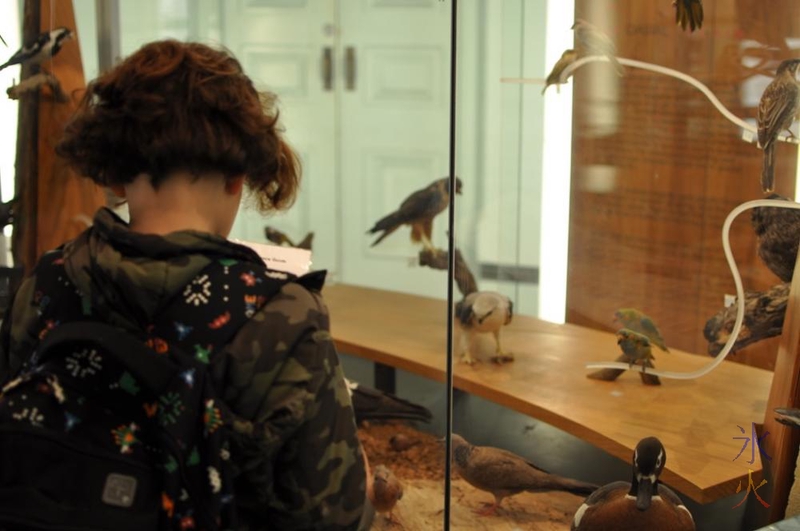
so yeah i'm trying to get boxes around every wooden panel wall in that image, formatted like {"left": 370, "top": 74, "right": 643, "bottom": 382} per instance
{"left": 13, "top": 0, "right": 105, "bottom": 273}
{"left": 567, "top": 0, "right": 800, "bottom": 370}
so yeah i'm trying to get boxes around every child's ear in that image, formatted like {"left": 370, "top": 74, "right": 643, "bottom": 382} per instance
{"left": 225, "top": 176, "right": 246, "bottom": 195}
{"left": 109, "top": 185, "right": 126, "bottom": 198}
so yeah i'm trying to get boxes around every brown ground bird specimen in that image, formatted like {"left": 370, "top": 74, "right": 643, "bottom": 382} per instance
{"left": 367, "top": 177, "right": 462, "bottom": 249}
{"left": 757, "top": 59, "right": 800, "bottom": 193}
{"left": 371, "top": 464, "right": 404, "bottom": 523}
{"left": 451, "top": 434, "right": 598, "bottom": 516}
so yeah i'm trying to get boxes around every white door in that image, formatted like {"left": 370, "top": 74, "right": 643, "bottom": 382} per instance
{"left": 337, "top": 0, "right": 453, "bottom": 298}
{"left": 222, "top": 0, "right": 339, "bottom": 276}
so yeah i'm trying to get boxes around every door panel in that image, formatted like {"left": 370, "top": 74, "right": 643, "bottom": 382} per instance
{"left": 339, "top": 0, "right": 452, "bottom": 297}
{"left": 223, "top": 0, "right": 339, "bottom": 276}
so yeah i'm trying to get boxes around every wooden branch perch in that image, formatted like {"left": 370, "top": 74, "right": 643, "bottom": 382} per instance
{"left": 7, "top": 72, "right": 69, "bottom": 102}
{"left": 418, "top": 246, "right": 479, "bottom": 298}
{"left": 704, "top": 282, "right": 789, "bottom": 356}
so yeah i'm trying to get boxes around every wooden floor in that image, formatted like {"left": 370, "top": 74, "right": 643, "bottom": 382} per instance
{"left": 324, "top": 284, "right": 774, "bottom": 505}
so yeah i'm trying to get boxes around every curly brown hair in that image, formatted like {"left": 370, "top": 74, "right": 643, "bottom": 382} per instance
{"left": 56, "top": 39, "right": 300, "bottom": 212}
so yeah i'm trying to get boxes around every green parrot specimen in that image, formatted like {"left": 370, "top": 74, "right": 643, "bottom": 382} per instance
{"left": 614, "top": 308, "right": 669, "bottom": 352}
{"left": 616, "top": 328, "right": 656, "bottom": 372}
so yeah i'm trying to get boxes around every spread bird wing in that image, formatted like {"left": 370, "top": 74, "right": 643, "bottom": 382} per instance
{"left": 758, "top": 81, "right": 799, "bottom": 149}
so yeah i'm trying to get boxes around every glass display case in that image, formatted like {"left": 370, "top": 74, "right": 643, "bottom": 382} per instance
{"left": 3, "top": 0, "right": 800, "bottom": 529}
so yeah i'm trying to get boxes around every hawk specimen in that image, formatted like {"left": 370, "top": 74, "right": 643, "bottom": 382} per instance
{"left": 367, "top": 176, "right": 462, "bottom": 249}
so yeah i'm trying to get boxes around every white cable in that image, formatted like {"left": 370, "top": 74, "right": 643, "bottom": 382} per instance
{"left": 557, "top": 55, "right": 798, "bottom": 145}
{"left": 586, "top": 198, "right": 800, "bottom": 379}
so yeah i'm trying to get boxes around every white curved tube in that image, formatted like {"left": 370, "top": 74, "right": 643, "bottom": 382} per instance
{"left": 558, "top": 55, "right": 799, "bottom": 145}
{"left": 586, "top": 199, "right": 800, "bottom": 379}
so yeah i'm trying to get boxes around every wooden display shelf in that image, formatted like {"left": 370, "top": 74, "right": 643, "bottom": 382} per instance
{"left": 324, "top": 283, "right": 773, "bottom": 505}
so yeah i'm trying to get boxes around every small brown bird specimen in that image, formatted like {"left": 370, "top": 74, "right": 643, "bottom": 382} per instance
{"left": 371, "top": 464, "right": 404, "bottom": 523}
{"left": 613, "top": 308, "right": 669, "bottom": 352}
{"left": 451, "top": 434, "right": 598, "bottom": 516}
{"left": 572, "top": 19, "right": 624, "bottom": 76}
{"left": 542, "top": 49, "right": 578, "bottom": 95}
{"left": 757, "top": 59, "right": 800, "bottom": 193}
{"left": 674, "top": 0, "right": 704, "bottom": 32}
{"left": 390, "top": 433, "right": 421, "bottom": 452}
{"left": 752, "top": 194, "right": 800, "bottom": 282}
{"left": 367, "top": 177, "right": 462, "bottom": 249}
{"left": 264, "top": 226, "right": 314, "bottom": 250}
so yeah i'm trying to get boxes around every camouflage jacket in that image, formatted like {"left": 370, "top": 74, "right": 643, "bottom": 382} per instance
{"left": 0, "top": 208, "right": 366, "bottom": 530}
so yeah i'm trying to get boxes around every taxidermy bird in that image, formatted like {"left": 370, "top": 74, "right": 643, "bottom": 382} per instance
{"left": 0, "top": 27, "right": 73, "bottom": 71}
{"left": 757, "top": 59, "right": 800, "bottom": 194}
{"left": 455, "top": 291, "right": 513, "bottom": 365}
{"left": 775, "top": 408, "right": 800, "bottom": 428}
{"left": 616, "top": 329, "right": 657, "bottom": 372}
{"left": 345, "top": 378, "right": 433, "bottom": 425}
{"left": 674, "top": 0, "right": 704, "bottom": 32}
{"left": 367, "top": 176, "right": 462, "bottom": 249}
{"left": 0, "top": 197, "right": 18, "bottom": 229}
{"left": 370, "top": 465, "right": 404, "bottom": 523}
{"left": 451, "top": 434, "right": 598, "bottom": 516}
{"left": 571, "top": 437, "right": 695, "bottom": 531}
{"left": 572, "top": 19, "right": 624, "bottom": 76}
{"left": 751, "top": 194, "right": 800, "bottom": 282}
{"left": 264, "top": 226, "right": 314, "bottom": 250}
{"left": 614, "top": 308, "right": 669, "bottom": 352}
{"left": 542, "top": 49, "right": 578, "bottom": 95}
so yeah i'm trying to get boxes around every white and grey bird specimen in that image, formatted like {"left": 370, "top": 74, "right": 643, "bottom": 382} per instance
{"left": 455, "top": 291, "right": 514, "bottom": 365}
{"left": 0, "top": 27, "right": 73, "bottom": 71}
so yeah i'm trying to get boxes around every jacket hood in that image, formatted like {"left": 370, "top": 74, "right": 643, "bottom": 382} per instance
{"left": 62, "top": 208, "right": 264, "bottom": 332}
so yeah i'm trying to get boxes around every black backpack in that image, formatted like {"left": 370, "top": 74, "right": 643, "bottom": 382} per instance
{"left": 0, "top": 252, "right": 294, "bottom": 530}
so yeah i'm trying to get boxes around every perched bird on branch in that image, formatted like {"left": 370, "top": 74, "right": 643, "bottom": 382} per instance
{"left": 451, "top": 434, "right": 598, "bottom": 516}
{"left": 367, "top": 177, "right": 462, "bottom": 249}
{"left": 345, "top": 379, "right": 433, "bottom": 425}
{"left": 455, "top": 291, "right": 513, "bottom": 365}
{"left": 571, "top": 437, "right": 695, "bottom": 530}
{"left": 614, "top": 308, "right": 669, "bottom": 352}
{"left": 674, "top": 0, "right": 704, "bottom": 32}
{"left": 757, "top": 59, "right": 800, "bottom": 194}
{"left": 0, "top": 27, "right": 73, "bottom": 72}
{"left": 751, "top": 194, "right": 800, "bottom": 282}
{"left": 572, "top": 19, "right": 624, "bottom": 76}
{"left": 616, "top": 329, "right": 657, "bottom": 372}
{"left": 542, "top": 49, "right": 578, "bottom": 95}
{"left": 264, "top": 226, "right": 314, "bottom": 250}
